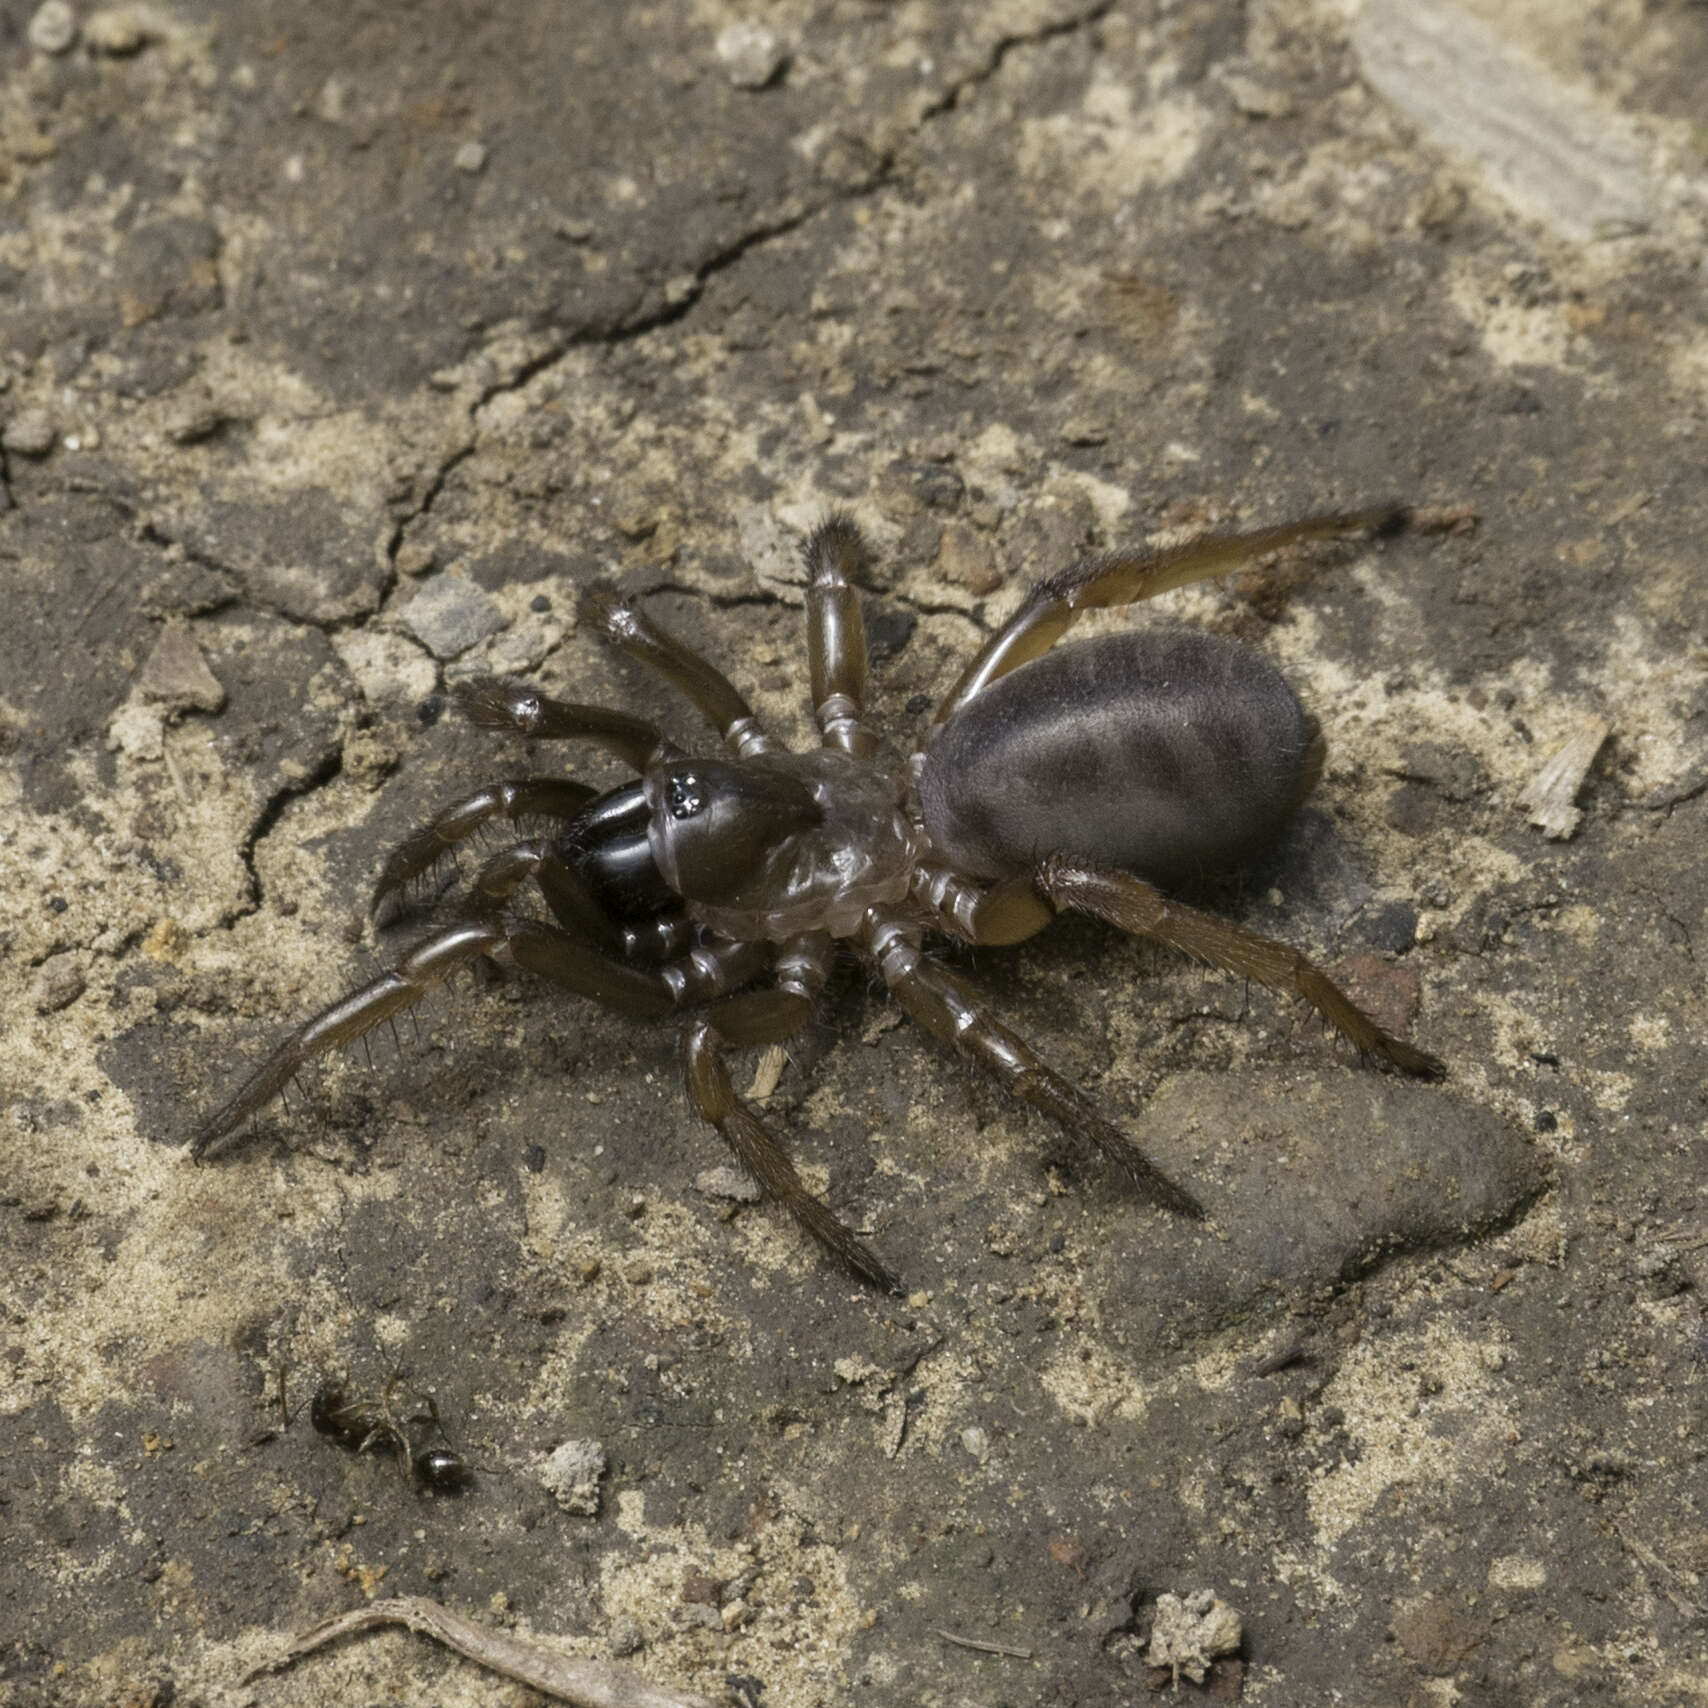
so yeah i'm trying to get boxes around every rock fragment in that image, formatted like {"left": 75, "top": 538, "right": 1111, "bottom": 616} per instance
{"left": 716, "top": 20, "right": 786, "bottom": 89}
{"left": 540, "top": 1439, "right": 607, "bottom": 1516}
{"left": 28, "top": 1, "right": 77, "bottom": 55}
{"left": 1146, "top": 1590, "right": 1243, "bottom": 1685}
{"left": 396, "top": 575, "right": 508, "bottom": 659}
{"left": 3, "top": 411, "right": 56, "bottom": 457}
{"left": 138, "top": 619, "right": 225, "bottom": 714}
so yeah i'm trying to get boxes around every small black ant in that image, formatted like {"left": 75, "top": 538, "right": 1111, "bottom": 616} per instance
{"left": 279, "top": 1365, "right": 471, "bottom": 1491}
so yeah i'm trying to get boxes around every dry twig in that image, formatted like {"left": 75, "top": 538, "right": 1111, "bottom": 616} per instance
{"left": 933, "top": 1628, "right": 1034, "bottom": 1659}
{"left": 241, "top": 1595, "right": 718, "bottom": 1708}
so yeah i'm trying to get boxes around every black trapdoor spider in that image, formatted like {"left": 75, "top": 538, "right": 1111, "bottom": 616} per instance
{"left": 191, "top": 506, "right": 1443, "bottom": 1292}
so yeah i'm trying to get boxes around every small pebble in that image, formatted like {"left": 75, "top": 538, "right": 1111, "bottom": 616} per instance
{"left": 137, "top": 619, "right": 225, "bottom": 713}
{"left": 607, "top": 1615, "right": 645, "bottom": 1657}
{"left": 936, "top": 521, "right": 1003, "bottom": 595}
{"left": 395, "top": 574, "right": 508, "bottom": 659}
{"left": 3, "top": 411, "right": 57, "bottom": 457}
{"left": 33, "top": 957, "right": 86, "bottom": 1015}
{"left": 716, "top": 19, "right": 786, "bottom": 88}
{"left": 394, "top": 539, "right": 436, "bottom": 577}
{"left": 454, "top": 140, "right": 488, "bottom": 175}
{"left": 539, "top": 1439, "right": 607, "bottom": 1516}
{"left": 28, "top": 1, "right": 78, "bottom": 55}
{"left": 694, "top": 1166, "right": 762, "bottom": 1205}
{"left": 83, "top": 5, "right": 149, "bottom": 54}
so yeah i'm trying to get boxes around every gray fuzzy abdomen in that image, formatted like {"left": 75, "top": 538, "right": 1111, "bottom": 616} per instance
{"left": 919, "top": 631, "right": 1313, "bottom": 886}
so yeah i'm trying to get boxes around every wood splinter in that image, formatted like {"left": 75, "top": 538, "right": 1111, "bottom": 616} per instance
{"left": 241, "top": 1595, "right": 718, "bottom": 1708}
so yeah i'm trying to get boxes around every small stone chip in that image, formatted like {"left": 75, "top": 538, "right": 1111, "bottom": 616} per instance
{"left": 1146, "top": 1589, "right": 1243, "bottom": 1685}
{"left": 396, "top": 574, "right": 508, "bottom": 659}
{"left": 936, "top": 521, "right": 1003, "bottom": 595}
{"left": 540, "top": 1438, "right": 607, "bottom": 1516}
{"left": 138, "top": 619, "right": 225, "bottom": 713}
{"left": 28, "top": 1, "right": 77, "bottom": 55}
{"left": 33, "top": 957, "right": 86, "bottom": 1015}
{"left": 3, "top": 411, "right": 57, "bottom": 457}
{"left": 715, "top": 20, "right": 786, "bottom": 88}
{"left": 454, "top": 140, "right": 488, "bottom": 174}
{"left": 84, "top": 5, "right": 151, "bottom": 54}
{"left": 695, "top": 1166, "right": 763, "bottom": 1204}
{"left": 1518, "top": 718, "right": 1608, "bottom": 840}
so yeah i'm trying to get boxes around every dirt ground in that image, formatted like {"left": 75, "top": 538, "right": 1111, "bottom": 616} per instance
{"left": 3, "top": 1, "right": 1707, "bottom": 1704}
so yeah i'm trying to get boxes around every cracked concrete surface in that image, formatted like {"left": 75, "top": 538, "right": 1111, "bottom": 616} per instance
{"left": 4, "top": 1, "right": 1708, "bottom": 1704}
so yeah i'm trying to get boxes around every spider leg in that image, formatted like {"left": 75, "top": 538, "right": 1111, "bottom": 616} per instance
{"left": 1037, "top": 856, "right": 1444, "bottom": 1078}
{"left": 931, "top": 505, "right": 1408, "bottom": 731}
{"left": 454, "top": 678, "right": 682, "bottom": 771}
{"left": 860, "top": 912, "right": 1203, "bottom": 1219}
{"left": 911, "top": 861, "right": 1056, "bottom": 946}
{"left": 371, "top": 778, "right": 600, "bottom": 917}
{"left": 190, "top": 920, "right": 506, "bottom": 1159}
{"left": 580, "top": 586, "right": 777, "bottom": 760}
{"left": 683, "top": 932, "right": 900, "bottom": 1292}
{"left": 802, "top": 513, "right": 879, "bottom": 759}
{"left": 466, "top": 839, "right": 696, "bottom": 964}
{"left": 192, "top": 893, "right": 772, "bottom": 1161}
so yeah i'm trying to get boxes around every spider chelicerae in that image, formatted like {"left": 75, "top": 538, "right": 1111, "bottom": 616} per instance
{"left": 191, "top": 506, "right": 1443, "bottom": 1292}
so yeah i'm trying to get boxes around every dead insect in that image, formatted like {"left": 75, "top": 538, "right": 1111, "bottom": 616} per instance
{"left": 192, "top": 506, "right": 1443, "bottom": 1292}
{"left": 300, "top": 1371, "right": 471, "bottom": 1490}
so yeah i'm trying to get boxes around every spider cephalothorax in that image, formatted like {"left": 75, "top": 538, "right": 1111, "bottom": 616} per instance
{"left": 192, "top": 507, "right": 1442, "bottom": 1292}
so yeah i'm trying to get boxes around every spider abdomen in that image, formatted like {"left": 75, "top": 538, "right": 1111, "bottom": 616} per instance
{"left": 918, "top": 630, "right": 1316, "bottom": 887}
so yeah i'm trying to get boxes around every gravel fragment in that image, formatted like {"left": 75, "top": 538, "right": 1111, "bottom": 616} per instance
{"left": 1147, "top": 1590, "right": 1243, "bottom": 1686}
{"left": 936, "top": 521, "right": 1003, "bottom": 595}
{"left": 3, "top": 411, "right": 57, "bottom": 457}
{"left": 332, "top": 628, "right": 438, "bottom": 708}
{"left": 694, "top": 1166, "right": 762, "bottom": 1204}
{"left": 27, "top": 1, "right": 78, "bottom": 55}
{"left": 137, "top": 619, "right": 225, "bottom": 714}
{"left": 539, "top": 1439, "right": 607, "bottom": 1516}
{"left": 454, "top": 140, "right": 488, "bottom": 174}
{"left": 715, "top": 20, "right": 786, "bottom": 88}
{"left": 394, "top": 575, "right": 508, "bottom": 659}
{"left": 607, "top": 1615, "right": 645, "bottom": 1657}
{"left": 83, "top": 5, "right": 150, "bottom": 54}
{"left": 33, "top": 957, "right": 86, "bottom": 1015}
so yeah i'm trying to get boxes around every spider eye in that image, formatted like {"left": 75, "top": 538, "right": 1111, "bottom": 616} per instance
{"left": 665, "top": 772, "right": 706, "bottom": 818}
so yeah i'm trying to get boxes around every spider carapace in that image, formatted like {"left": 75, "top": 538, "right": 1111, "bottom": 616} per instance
{"left": 191, "top": 507, "right": 1443, "bottom": 1292}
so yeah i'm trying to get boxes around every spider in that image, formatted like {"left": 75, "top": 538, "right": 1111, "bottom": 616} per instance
{"left": 191, "top": 505, "right": 1443, "bottom": 1293}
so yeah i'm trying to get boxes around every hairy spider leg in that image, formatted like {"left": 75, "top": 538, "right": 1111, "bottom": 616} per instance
{"left": 192, "top": 891, "right": 773, "bottom": 1161}
{"left": 929, "top": 505, "right": 1408, "bottom": 732}
{"left": 681, "top": 932, "right": 902, "bottom": 1291}
{"left": 507, "top": 919, "right": 896, "bottom": 1290}
{"left": 860, "top": 911, "right": 1203, "bottom": 1219}
{"left": 910, "top": 861, "right": 1057, "bottom": 947}
{"left": 190, "top": 920, "right": 506, "bottom": 1159}
{"left": 581, "top": 586, "right": 778, "bottom": 760}
{"left": 454, "top": 678, "right": 684, "bottom": 771}
{"left": 802, "top": 513, "right": 880, "bottom": 759}
{"left": 1036, "top": 857, "right": 1445, "bottom": 1078}
{"left": 371, "top": 778, "right": 599, "bottom": 916}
